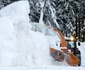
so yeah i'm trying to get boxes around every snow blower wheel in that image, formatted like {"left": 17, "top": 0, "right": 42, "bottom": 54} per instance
{"left": 75, "top": 50, "right": 81, "bottom": 66}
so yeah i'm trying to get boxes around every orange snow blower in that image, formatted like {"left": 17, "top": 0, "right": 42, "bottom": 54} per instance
{"left": 50, "top": 28, "right": 81, "bottom": 66}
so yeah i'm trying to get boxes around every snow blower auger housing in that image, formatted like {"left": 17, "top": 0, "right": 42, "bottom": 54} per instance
{"left": 50, "top": 48, "right": 64, "bottom": 62}
{"left": 50, "top": 28, "right": 81, "bottom": 66}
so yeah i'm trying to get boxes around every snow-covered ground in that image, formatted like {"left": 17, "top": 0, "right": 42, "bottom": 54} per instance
{"left": 0, "top": 65, "right": 85, "bottom": 70}
{"left": 0, "top": 1, "right": 85, "bottom": 70}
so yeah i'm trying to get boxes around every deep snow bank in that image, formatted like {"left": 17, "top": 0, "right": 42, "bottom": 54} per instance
{"left": 0, "top": 1, "right": 32, "bottom": 66}
{"left": 0, "top": 17, "right": 14, "bottom": 39}
{"left": 0, "top": 1, "right": 31, "bottom": 31}
{"left": 0, "top": 1, "right": 56, "bottom": 66}
{"left": 0, "top": 17, "right": 16, "bottom": 66}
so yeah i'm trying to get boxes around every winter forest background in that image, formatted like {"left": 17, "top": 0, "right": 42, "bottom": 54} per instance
{"left": 0, "top": 0, "right": 85, "bottom": 42}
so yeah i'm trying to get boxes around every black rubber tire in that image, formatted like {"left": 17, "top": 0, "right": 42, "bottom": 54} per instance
{"left": 78, "top": 56, "right": 81, "bottom": 66}
{"left": 76, "top": 50, "right": 81, "bottom": 66}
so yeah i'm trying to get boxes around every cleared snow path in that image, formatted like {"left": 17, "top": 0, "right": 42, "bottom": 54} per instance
{"left": 0, "top": 66, "right": 85, "bottom": 70}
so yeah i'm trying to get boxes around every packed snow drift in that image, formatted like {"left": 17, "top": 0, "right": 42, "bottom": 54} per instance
{"left": 0, "top": 1, "right": 85, "bottom": 70}
{"left": 0, "top": 0, "right": 60, "bottom": 66}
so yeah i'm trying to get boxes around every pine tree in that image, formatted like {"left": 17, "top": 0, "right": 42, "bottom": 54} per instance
{"left": 29, "top": 0, "right": 41, "bottom": 23}
{"left": 28, "top": 0, "right": 85, "bottom": 38}
{"left": 50, "top": 0, "right": 82, "bottom": 36}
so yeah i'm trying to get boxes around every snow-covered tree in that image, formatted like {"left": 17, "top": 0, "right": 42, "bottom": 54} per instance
{"left": 29, "top": 0, "right": 41, "bottom": 23}
{"left": 50, "top": 0, "right": 82, "bottom": 36}
{"left": 28, "top": 0, "right": 85, "bottom": 37}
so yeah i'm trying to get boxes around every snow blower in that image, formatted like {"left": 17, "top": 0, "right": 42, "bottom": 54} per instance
{"left": 50, "top": 28, "right": 81, "bottom": 66}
